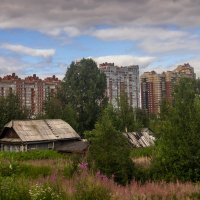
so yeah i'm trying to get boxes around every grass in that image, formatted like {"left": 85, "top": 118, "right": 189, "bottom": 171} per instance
{"left": 0, "top": 150, "right": 65, "bottom": 161}
{"left": 0, "top": 150, "right": 199, "bottom": 199}
{"left": 130, "top": 146, "right": 154, "bottom": 158}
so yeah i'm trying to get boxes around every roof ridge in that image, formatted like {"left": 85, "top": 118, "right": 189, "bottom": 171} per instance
{"left": 44, "top": 119, "right": 55, "bottom": 135}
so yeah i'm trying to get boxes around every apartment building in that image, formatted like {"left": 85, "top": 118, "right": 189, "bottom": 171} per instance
{"left": 99, "top": 62, "right": 139, "bottom": 108}
{"left": 0, "top": 73, "right": 61, "bottom": 116}
{"left": 141, "top": 63, "right": 196, "bottom": 114}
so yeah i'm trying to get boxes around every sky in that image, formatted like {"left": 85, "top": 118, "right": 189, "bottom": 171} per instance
{"left": 0, "top": 0, "right": 200, "bottom": 79}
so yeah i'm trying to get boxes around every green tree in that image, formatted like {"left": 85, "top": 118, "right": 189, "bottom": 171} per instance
{"left": 117, "top": 93, "right": 135, "bottom": 132}
{"left": 87, "top": 107, "right": 134, "bottom": 185}
{"left": 114, "top": 93, "right": 149, "bottom": 132}
{"left": 43, "top": 97, "right": 78, "bottom": 131}
{"left": 61, "top": 58, "right": 107, "bottom": 133}
{"left": 44, "top": 97, "right": 63, "bottom": 119}
{"left": 153, "top": 78, "right": 200, "bottom": 182}
{"left": 0, "top": 93, "right": 28, "bottom": 131}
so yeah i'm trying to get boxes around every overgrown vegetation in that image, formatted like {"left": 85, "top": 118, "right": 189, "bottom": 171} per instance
{"left": 152, "top": 78, "right": 200, "bottom": 182}
{"left": 0, "top": 150, "right": 64, "bottom": 161}
{"left": 130, "top": 146, "right": 154, "bottom": 158}
{"left": 86, "top": 107, "right": 134, "bottom": 185}
{"left": 0, "top": 151, "right": 199, "bottom": 200}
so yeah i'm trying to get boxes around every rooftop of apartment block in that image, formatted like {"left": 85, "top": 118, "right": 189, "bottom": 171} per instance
{"left": 0, "top": 73, "right": 61, "bottom": 83}
{"left": 99, "top": 62, "right": 139, "bottom": 70}
{"left": 141, "top": 63, "right": 195, "bottom": 78}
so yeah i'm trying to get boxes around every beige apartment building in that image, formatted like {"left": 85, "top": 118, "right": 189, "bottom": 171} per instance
{"left": 141, "top": 63, "right": 196, "bottom": 114}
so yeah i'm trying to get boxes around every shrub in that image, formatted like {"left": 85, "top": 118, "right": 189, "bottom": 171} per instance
{"left": 0, "top": 177, "right": 31, "bottom": 200}
{"left": 153, "top": 78, "right": 200, "bottom": 182}
{"left": 87, "top": 109, "right": 134, "bottom": 185}
{"left": 0, "top": 159, "right": 21, "bottom": 177}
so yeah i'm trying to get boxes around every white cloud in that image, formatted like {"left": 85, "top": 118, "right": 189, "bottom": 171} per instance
{"left": 0, "top": 0, "right": 200, "bottom": 35}
{"left": 0, "top": 56, "right": 27, "bottom": 75}
{"left": 92, "top": 27, "right": 200, "bottom": 54}
{"left": 93, "top": 55, "right": 156, "bottom": 68}
{"left": 1, "top": 44, "right": 55, "bottom": 58}
{"left": 0, "top": 0, "right": 200, "bottom": 78}
{"left": 92, "top": 27, "right": 187, "bottom": 41}
{"left": 0, "top": 0, "right": 199, "bottom": 56}
{"left": 0, "top": 55, "right": 65, "bottom": 79}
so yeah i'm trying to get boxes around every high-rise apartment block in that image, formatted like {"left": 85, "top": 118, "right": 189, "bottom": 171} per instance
{"left": 141, "top": 63, "right": 196, "bottom": 114}
{"left": 99, "top": 63, "right": 139, "bottom": 108}
{"left": 0, "top": 73, "right": 61, "bottom": 116}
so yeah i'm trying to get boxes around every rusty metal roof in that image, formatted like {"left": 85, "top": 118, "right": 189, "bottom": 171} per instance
{"left": 3, "top": 119, "right": 80, "bottom": 142}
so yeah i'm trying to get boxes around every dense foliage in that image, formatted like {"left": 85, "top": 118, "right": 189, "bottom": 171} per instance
{"left": 44, "top": 58, "right": 107, "bottom": 133}
{"left": 0, "top": 93, "right": 28, "bottom": 132}
{"left": 0, "top": 151, "right": 199, "bottom": 200}
{"left": 153, "top": 78, "right": 200, "bottom": 182}
{"left": 86, "top": 107, "right": 134, "bottom": 185}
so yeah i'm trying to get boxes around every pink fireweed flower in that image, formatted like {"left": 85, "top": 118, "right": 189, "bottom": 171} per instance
{"left": 95, "top": 171, "right": 109, "bottom": 182}
{"left": 79, "top": 162, "right": 88, "bottom": 170}
{"left": 49, "top": 172, "right": 57, "bottom": 183}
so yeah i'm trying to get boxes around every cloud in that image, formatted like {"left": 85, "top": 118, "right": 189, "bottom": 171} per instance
{"left": 1, "top": 43, "right": 55, "bottom": 58}
{"left": 93, "top": 55, "right": 156, "bottom": 68}
{"left": 0, "top": 0, "right": 200, "bottom": 55}
{"left": 0, "top": 56, "right": 27, "bottom": 75}
{"left": 92, "top": 26, "right": 200, "bottom": 54}
{"left": 0, "top": 0, "right": 200, "bottom": 35}
{"left": 1, "top": 0, "right": 200, "bottom": 78}
{"left": 92, "top": 27, "right": 187, "bottom": 41}
{"left": 0, "top": 55, "right": 65, "bottom": 79}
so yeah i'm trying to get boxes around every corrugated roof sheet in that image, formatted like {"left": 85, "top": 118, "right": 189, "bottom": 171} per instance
{"left": 123, "top": 128, "right": 155, "bottom": 148}
{"left": 3, "top": 119, "right": 80, "bottom": 142}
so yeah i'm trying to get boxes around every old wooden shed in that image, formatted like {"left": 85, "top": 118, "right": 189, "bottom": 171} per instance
{"left": 0, "top": 119, "right": 88, "bottom": 153}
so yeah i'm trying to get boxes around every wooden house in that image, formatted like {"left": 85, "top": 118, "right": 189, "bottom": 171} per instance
{"left": 0, "top": 119, "right": 88, "bottom": 153}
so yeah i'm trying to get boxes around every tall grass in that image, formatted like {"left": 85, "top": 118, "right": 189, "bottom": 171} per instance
{"left": 0, "top": 150, "right": 64, "bottom": 161}
{"left": 0, "top": 151, "right": 199, "bottom": 200}
{"left": 130, "top": 146, "right": 154, "bottom": 158}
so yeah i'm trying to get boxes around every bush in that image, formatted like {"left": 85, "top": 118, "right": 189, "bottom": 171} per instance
{"left": 87, "top": 108, "right": 134, "bottom": 185}
{"left": 0, "top": 159, "right": 21, "bottom": 177}
{"left": 0, "top": 177, "right": 31, "bottom": 200}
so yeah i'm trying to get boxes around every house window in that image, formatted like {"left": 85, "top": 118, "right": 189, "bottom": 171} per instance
{"left": 48, "top": 143, "right": 53, "bottom": 149}
{"left": 28, "top": 144, "right": 37, "bottom": 150}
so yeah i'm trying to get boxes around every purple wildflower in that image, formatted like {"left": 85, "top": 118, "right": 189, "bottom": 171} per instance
{"left": 79, "top": 162, "right": 88, "bottom": 170}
